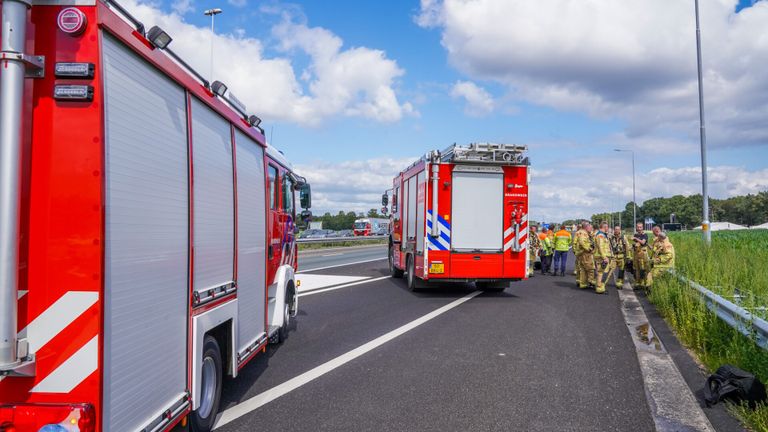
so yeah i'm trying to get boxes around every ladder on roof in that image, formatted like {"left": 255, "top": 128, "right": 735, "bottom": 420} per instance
{"left": 440, "top": 142, "right": 528, "bottom": 165}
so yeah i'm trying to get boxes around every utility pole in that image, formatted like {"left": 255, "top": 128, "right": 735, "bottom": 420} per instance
{"left": 695, "top": 0, "right": 711, "bottom": 245}
{"left": 614, "top": 149, "right": 636, "bottom": 227}
{"left": 204, "top": 8, "right": 222, "bottom": 82}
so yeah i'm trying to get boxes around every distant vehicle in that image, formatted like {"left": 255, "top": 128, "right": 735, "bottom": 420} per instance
{"left": 305, "top": 229, "right": 333, "bottom": 239}
{"left": 337, "top": 229, "right": 355, "bottom": 237}
{"left": 384, "top": 143, "right": 530, "bottom": 292}
{"left": 354, "top": 218, "right": 390, "bottom": 236}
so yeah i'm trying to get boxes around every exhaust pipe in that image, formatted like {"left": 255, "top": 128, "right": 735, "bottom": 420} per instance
{"left": 0, "top": 0, "right": 31, "bottom": 369}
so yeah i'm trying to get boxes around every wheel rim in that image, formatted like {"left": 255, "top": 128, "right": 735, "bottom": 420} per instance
{"left": 284, "top": 303, "right": 290, "bottom": 328}
{"left": 407, "top": 257, "right": 413, "bottom": 286}
{"left": 388, "top": 247, "right": 394, "bottom": 272}
{"left": 199, "top": 356, "right": 216, "bottom": 419}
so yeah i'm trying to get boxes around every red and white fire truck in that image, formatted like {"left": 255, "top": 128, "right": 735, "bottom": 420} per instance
{"left": 352, "top": 218, "right": 389, "bottom": 236}
{"left": 0, "top": 1, "right": 312, "bottom": 431}
{"left": 385, "top": 143, "right": 530, "bottom": 291}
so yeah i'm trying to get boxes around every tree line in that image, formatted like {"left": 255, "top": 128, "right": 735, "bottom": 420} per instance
{"left": 586, "top": 191, "right": 768, "bottom": 228}
{"left": 309, "top": 209, "right": 385, "bottom": 231}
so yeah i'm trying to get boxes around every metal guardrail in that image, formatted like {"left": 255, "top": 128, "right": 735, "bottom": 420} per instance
{"left": 671, "top": 270, "right": 768, "bottom": 350}
{"left": 296, "top": 235, "right": 388, "bottom": 244}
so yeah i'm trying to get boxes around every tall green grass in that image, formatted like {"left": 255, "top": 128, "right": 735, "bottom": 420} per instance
{"left": 647, "top": 230, "right": 768, "bottom": 431}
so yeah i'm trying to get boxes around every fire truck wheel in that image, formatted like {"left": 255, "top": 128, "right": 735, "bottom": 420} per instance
{"left": 191, "top": 336, "right": 223, "bottom": 432}
{"left": 278, "top": 301, "right": 290, "bottom": 343}
{"left": 406, "top": 255, "right": 419, "bottom": 291}
{"left": 389, "top": 245, "right": 404, "bottom": 278}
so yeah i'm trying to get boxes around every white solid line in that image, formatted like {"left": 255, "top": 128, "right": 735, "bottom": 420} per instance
{"left": 213, "top": 290, "right": 481, "bottom": 429}
{"left": 297, "top": 257, "right": 386, "bottom": 273}
{"left": 320, "top": 252, "right": 343, "bottom": 257}
{"left": 297, "top": 275, "right": 391, "bottom": 298}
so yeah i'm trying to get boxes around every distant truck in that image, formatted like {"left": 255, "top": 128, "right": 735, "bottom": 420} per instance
{"left": 384, "top": 143, "right": 530, "bottom": 291}
{"left": 354, "top": 218, "right": 390, "bottom": 236}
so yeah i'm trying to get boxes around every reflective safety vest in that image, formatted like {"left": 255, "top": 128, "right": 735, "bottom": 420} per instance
{"left": 553, "top": 229, "right": 572, "bottom": 251}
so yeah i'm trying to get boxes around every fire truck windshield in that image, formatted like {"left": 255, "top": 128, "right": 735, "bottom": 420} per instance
{"left": 354, "top": 222, "right": 368, "bottom": 230}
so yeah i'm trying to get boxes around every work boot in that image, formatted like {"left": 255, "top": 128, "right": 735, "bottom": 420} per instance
{"left": 595, "top": 288, "right": 606, "bottom": 294}
{"left": 560, "top": 270, "right": 565, "bottom": 277}
{"left": 616, "top": 280, "right": 624, "bottom": 289}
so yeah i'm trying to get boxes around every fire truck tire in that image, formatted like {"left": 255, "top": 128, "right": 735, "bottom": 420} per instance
{"left": 476, "top": 282, "right": 507, "bottom": 292}
{"left": 278, "top": 301, "right": 290, "bottom": 343}
{"left": 389, "top": 245, "right": 404, "bottom": 278}
{"left": 406, "top": 255, "right": 419, "bottom": 291}
{"left": 191, "top": 336, "right": 223, "bottom": 432}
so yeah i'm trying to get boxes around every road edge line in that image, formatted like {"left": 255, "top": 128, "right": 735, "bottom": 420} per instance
{"left": 298, "top": 276, "right": 391, "bottom": 297}
{"left": 213, "top": 290, "right": 481, "bottom": 429}
{"left": 618, "top": 283, "right": 715, "bottom": 432}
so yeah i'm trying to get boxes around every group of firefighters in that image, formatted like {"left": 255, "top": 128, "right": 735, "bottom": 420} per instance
{"left": 528, "top": 221, "right": 676, "bottom": 294}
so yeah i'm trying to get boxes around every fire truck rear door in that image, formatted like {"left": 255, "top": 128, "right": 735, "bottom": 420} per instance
{"left": 450, "top": 167, "right": 504, "bottom": 253}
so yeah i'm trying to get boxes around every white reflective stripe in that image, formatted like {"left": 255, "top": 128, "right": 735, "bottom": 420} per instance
{"left": 31, "top": 335, "right": 98, "bottom": 393}
{"left": 18, "top": 291, "right": 99, "bottom": 352}
{"left": 503, "top": 239, "right": 514, "bottom": 251}
{"left": 17, "top": 290, "right": 27, "bottom": 299}
{"left": 503, "top": 227, "right": 513, "bottom": 238}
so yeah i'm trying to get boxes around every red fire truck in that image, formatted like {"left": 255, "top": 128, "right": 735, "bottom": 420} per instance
{"left": 385, "top": 143, "right": 530, "bottom": 291}
{"left": 0, "top": 1, "right": 312, "bottom": 431}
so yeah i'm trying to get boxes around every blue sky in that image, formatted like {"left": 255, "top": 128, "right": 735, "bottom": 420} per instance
{"left": 135, "top": 0, "right": 768, "bottom": 222}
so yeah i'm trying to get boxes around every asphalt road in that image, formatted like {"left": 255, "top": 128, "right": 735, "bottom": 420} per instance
{"left": 213, "top": 252, "right": 664, "bottom": 432}
{"left": 298, "top": 244, "right": 387, "bottom": 272}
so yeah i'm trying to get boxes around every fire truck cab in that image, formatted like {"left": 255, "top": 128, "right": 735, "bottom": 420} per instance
{"left": 385, "top": 143, "right": 530, "bottom": 291}
{"left": 0, "top": 1, "right": 311, "bottom": 431}
{"left": 353, "top": 218, "right": 389, "bottom": 236}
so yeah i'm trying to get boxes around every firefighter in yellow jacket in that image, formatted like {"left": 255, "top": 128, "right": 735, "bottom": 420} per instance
{"left": 573, "top": 222, "right": 596, "bottom": 289}
{"left": 594, "top": 222, "right": 614, "bottom": 294}
{"left": 632, "top": 222, "right": 650, "bottom": 289}
{"left": 648, "top": 230, "right": 675, "bottom": 287}
{"left": 609, "top": 225, "right": 630, "bottom": 288}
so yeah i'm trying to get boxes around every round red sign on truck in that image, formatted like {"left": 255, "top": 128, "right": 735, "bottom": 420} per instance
{"left": 57, "top": 8, "right": 87, "bottom": 35}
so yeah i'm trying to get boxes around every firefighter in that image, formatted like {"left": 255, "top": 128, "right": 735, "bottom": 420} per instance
{"left": 594, "top": 222, "right": 613, "bottom": 294}
{"left": 632, "top": 222, "right": 650, "bottom": 289}
{"left": 540, "top": 230, "right": 554, "bottom": 275}
{"left": 553, "top": 225, "right": 572, "bottom": 276}
{"left": 610, "top": 225, "right": 630, "bottom": 288}
{"left": 528, "top": 225, "right": 541, "bottom": 278}
{"left": 573, "top": 222, "right": 596, "bottom": 289}
{"left": 648, "top": 230, "right": 676, "bottom": 287}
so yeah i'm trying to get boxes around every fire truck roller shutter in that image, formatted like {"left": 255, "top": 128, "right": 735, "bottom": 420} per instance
{"left": 406, "top": 175, "right": 417, "bottom": 242}
{"left": 190, "top": 98, "right": 235, "bottom": 296}
{"left": 451, "top": 169, "right": 504, "bottom": 252}
{"left": 234, "top": 130, "right": 267, "bottom": 355}
{"left": 103, "top": 35, "right": 189, "bottom": 432}
{"left": 416, "top": 171, "right": 426, "bottom": 253}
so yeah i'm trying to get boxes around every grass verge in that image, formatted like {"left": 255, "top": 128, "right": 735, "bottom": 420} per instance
{"left": 298, "top": 239, "right": 387, "bottom": 251}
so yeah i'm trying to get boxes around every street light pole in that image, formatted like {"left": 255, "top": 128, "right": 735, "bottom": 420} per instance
{"left": 614, "top": 149, "right": 636, "bottom": 227}
{"left": 204, "top": 8, "right": 222, "bottom": 83}
{"left": 694, "top": 0, "right": 711, "bottom": 245}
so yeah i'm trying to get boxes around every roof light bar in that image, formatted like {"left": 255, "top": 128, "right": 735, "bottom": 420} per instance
{"left": 146, "top": 25, "right": 172, "bottom": 49}
{"left": 53, "top": 85, "right": 94, "bottom": 101}
{"left": 54, "top": 62, "right": 95, "bottom": 78}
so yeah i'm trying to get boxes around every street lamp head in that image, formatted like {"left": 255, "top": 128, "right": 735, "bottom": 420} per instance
{"left": 204, "top": 8, "right": 223, "bottom": 16}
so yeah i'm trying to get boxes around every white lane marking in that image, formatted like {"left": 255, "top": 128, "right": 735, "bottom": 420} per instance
{"left": 320, "top": 252, "right": 343, "bottom": 257}
{"left": 213, "top": 290, "right": 481, "bottom": 429}
{"left": 298, "top": 276, "right": 391, "bottom": 297}
{"left": 31, "top": 335, "right": 98, "bottom": 393}
{"left": 17, "top": 290, "right": 28, "bottom": 299}
{"left": 296, "top": 274, "right": 370, "bottom": 293}
{"left": 18, "top": 291, "right": 99, "bottom": 352}
{"left": 298, "top": 257, "right": 386, "bottom": 273}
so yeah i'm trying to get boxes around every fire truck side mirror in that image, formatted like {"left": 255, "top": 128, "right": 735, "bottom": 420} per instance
{"left": 381, "top": 193, "right": 389, "bottom": 207}
{"left": 299, "top": 184, "right": 311, "bottom": 209}
{"left": 300, "top": 210, "right": 312, "bottom": 222}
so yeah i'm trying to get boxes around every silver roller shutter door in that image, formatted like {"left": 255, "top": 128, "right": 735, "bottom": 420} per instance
{"left": 451, "top": 171, "right": 504, "bottom": 252}
{"left": 234, "top": 130, "right": 267, "bottom": 352}
{"left": 416, "top": 171, "right": 426, "bottom": 252}
{"left": 103, "top": 35, "right": 189, "bottom": 432}
{"left": 191, "top": 98, "right": 235, "bottom": 294}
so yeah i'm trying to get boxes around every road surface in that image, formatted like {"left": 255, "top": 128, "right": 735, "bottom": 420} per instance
{"left": 211, "top": 248, "right": 743, "bottom": 432}
{"left": 298, "top": 244, "right": 387, "bottom": 272}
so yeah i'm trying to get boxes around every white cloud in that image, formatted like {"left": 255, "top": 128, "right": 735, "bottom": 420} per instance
{"left": 228, "top": 0, "right": 247, "bottom": 7}
{"left": 295, "top": 157, "right": 416, "bottom": 214}
{"left": 123, "top": 1, "right": 413, "bottom": 126}
{"left": 418, "top": 0, "right": 768, "bottom": 148}
{"left": 450, "top": 80, "right": 494, "bottom": 116}
{"left": 171, "top": 0, "right": 193, "bottom": 15}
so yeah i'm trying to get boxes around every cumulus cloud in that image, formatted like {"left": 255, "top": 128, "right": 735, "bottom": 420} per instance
{"left": 418, "top": 0, "right": 768, "bottom": 148}
{"left": 171, "top": 0, "right": 193, "bottom": 15}
{"left": 295, "top": 157, "right": 416, "bottom": 214}
{"left": 122, "top": 1, "right": 413, "bottom": 126}
{"left": 450, "top": 80, "right": 495, "bottom": 116}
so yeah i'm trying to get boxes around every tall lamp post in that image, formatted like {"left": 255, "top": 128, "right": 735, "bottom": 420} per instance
{"left": 614, "top": 149, "right": 636, "bottom": 227}
{"left": 204, "top": 8, "right": 222, "bottom": 82}
{"left": 694, "top": 0, "right": 711, "bottom": 245}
